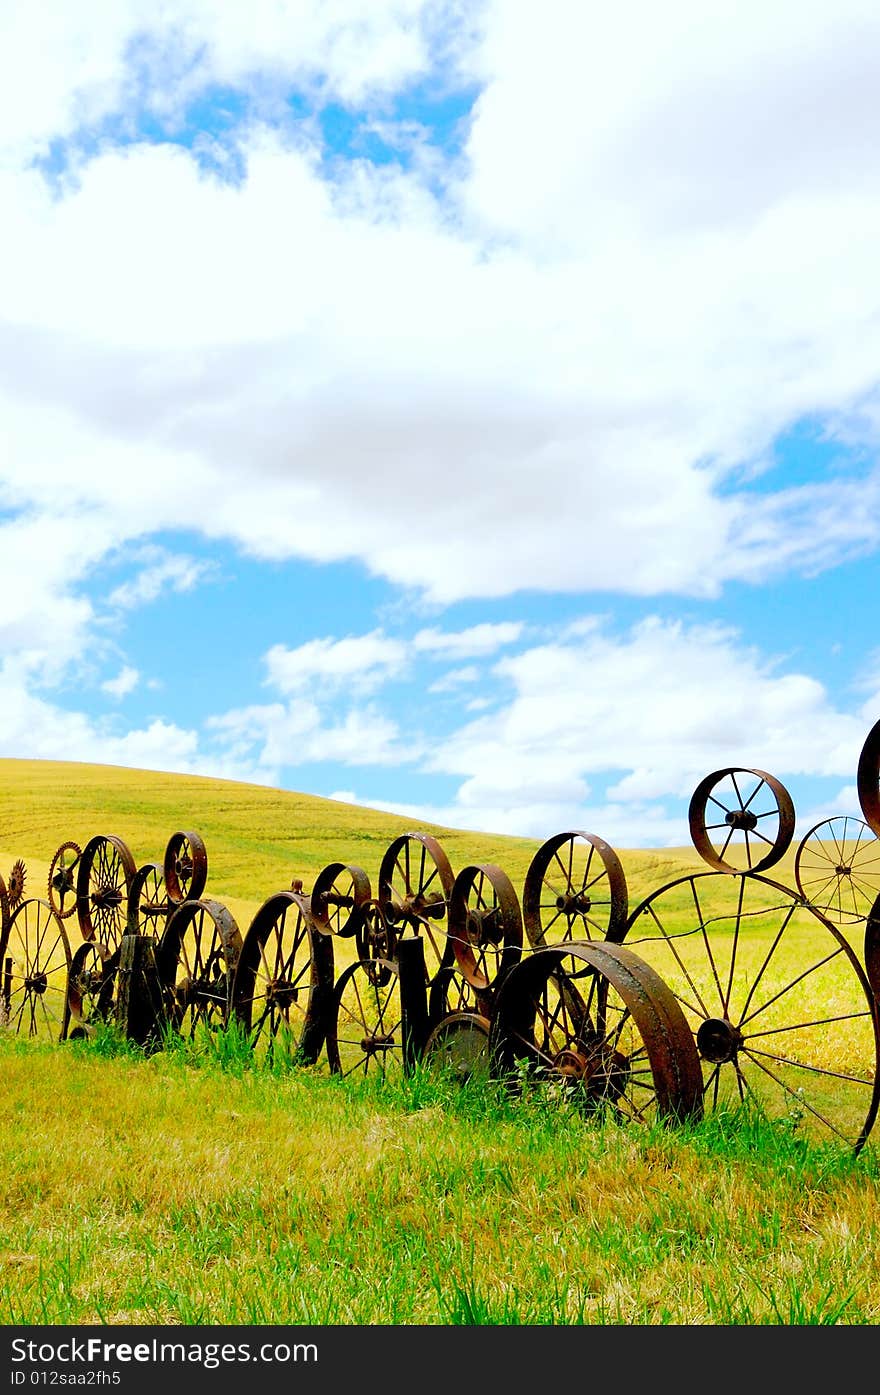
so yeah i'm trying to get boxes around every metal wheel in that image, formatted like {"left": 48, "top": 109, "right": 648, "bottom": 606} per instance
{"left": 489, "top": 941, "right": 704, "bottom": 1126}
{"left": 523, "top": 831, "right": 628, "bottom": 947}
{"left": 7, "top": 859, "right": 27, "bottom": 911}
{"left": 355, "top": 899, "right": 397, "bottom": 981}
{"left": 76, "top": 835, "right": 137, "bottom": 951}
{"left": 326, "top": 958, "right": 404, "bottom": 1079}
{"left": 48, "top": 842, "right": 81, "bottom": 920}
{"left": 447, "top": 863, "right": 522, "bottom": 999}
{"left": 623, "top": 872, "right": 880, "bottom": 1151}
{"left": 310, "top": 862, "right": 371, "bottom": 938}
{"left": 64, "top": 941, "right": 116, "bottom": 1039}
{"left": 157, "top": 898, "right": 242, "bottom": 1038}
{"left": 0, "top": 898, "right": 71, "bottom": 1040}
{"left": 428, "top": 963, "right": 485, "bottom": 1025}
{"left": 795, "top": 817, "right": 880, "bottom": 926}
{"left": 857, "top": 717, "right": 880, "bottom": 837}
{"left": 232, "top": 890, "right": 334, "bottom": 1065}
{"left": 127, "top": 862, "right": 170, "bottom": 939}
{"left": 163, "top": 830, "right": 208, "bottom": 905}
{"left": 423, "top": 1012, "right": 491, "bottom": 1084}
{"left": 689, "top": 769, "right": 795, "bottom": 874}
{"left": 378, "top": 833, "right": 455, "bottom": 984}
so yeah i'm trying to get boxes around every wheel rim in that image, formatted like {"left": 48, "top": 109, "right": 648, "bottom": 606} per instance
{"left": 158, "top": 898, "right": 241, "bottom": 1038}
{"left": 310, "top": 863, "right": 371, "bottom": 938}
{"left": 795, "top": 817, "right": 880, "bottom": 926}
{"left": 378, "top": 833, "right": 455, "bottom": 983}
{"left": 48, "top": 842, "right": 81, "bottom": 920}
{"left": 448, "top": 863, "right": 522, "bottom": 996}
{"left": 163, "top": 831, "right": 208, "bottom": 905}
{"left": 128, "top": 863, "right": 170, "bottom": 939}
{"left": 326, "top": 959, "right": 404, "bottom": 1079}
{"left": 689, "top": 769, "right": 795, "bottom": 874}
{"left": 76, "top": 835, "right": 136, "bottom": 951}
{"left": 232, "top": 891, "right": 333, "bottom": 1064}
{"left": 523, "top": 831, "right": 628, "bottom": 946}
{"left": 424, "top": 1012, "right": 492, "bottom": 1083}
{"left": 2, "top": 898, "right": 71, "bottom": 1041}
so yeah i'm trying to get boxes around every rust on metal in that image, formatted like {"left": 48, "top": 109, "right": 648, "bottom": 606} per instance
{"left": 523, "top": 830, "right": 628, "bottom": 947}
{"left": 688, "top": 768, "right": 795, "bottom": 874}
{"left": 163, "top": 830, "right": 208, "bottom": 905}
{"left": 48, "top": 841, "right": 81, "bottom": 920}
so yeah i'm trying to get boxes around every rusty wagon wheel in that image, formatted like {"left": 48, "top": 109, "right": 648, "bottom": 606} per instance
{"left": 523, "top": 831, "right": 628, "bottom": 948}
{"left": 48, "top": 841, "right": 81, "bottom": 920}
{"left": 447, "top": 863, "right": 523, "bottom": 1002}
{"left": 0, "top": 897, "right": 71, "bottom": 1041}
{"left": 310, "top": 862, "right": 371, "bottom": 938}
{"left": 428, "top": 962, "right": 484, "bottom": 1026}
{"left": 857, "top": 717, "right": 880, "bottom": 837}
{"left": 355, "top": 899, "right": 397, "bottom": 983}
{"left": 689, "top": 768, "right": 795, "bottom": 875}
{"left": 157, "top": 898, "right": 242, "bottom": 1038}
{"left": 378, "top": 832, "right": 456, "bottom": 984}
{"left": 76, "top": 834, "right": 137, "bottom": 952}
{"left": 127, "top": 862, "right": 170, "bottom": 940}
{"left": 795, "top": 817, "right": 880, "bottom": 927}
{"left": 423, "top": 1011, "right": 492, "bottom": 1084}
{"left": 163, "top": 830, "right": 208, "bottom": 905}
{"left": 64, "top": 940, "right": 116, "bottom": 1040}
{"left": 232, "top": 890, "right": 334, "bottom": 1065}
{"left": 7, "top": 859, "right": 27, "bottom": 911}
{"left": 622, "top": 871, "right": 880, "bottom": 1152}
{"left": 489, "top": 941, "right": 704, "bottom": 1126}
{"left": 326, "top": 958, "right": 404, "bottom": 1079}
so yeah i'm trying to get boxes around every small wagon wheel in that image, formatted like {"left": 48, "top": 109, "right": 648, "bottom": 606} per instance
{"left": 48, "top": 842, "right": 81, "bottom": 920}
{"left": 623, "top": 871, "right": 880, "bottom": 1152}
{"left": 157, "top": 897, "right": 241, "bottom": 1038}
{"left": 689, "top": 768, "right": 795, "bottom": 874}
{"left": 795, "top": 816, "right": 880, "bottom": 926}
{"left": 231, "top": 890, "right": 334, "bottom": 1065}
{"left": 163, "top": 830, "right": 208, "bottom": 905}
{"left": 7, "top": 859, "right": 27, "bottom": 911}
{"left": 0, "top": 897, "right": 71, "bottom": 1041}
{"left": 355, "top": 899, "right": 397, "bottom": 981}
{"left": 310, "top": 862, "right": 371, "bottom": 938}
{"left": 523, "top": 831, "right": 628, "bottom": 947}
{"left": 127, "top": 862, "right": 170, "bottom": 939}
{"left": 489, "top": 941, "right": 704, "bottom": 1126}
{"left": 378, "top": 832, "right": 455, "bottom": 983}
{"left": 447, "top": 863, "right": 523, "bottom": 1000}
{"left": 428, "top": 962, "right": 485, "bottom": 1026}
{"left": 857, "top": 717, "right": 880, "bottom": 837}
{"left": 326, "top": 958, "right": 404, "bottom": 1079}
{"left": 64, "top": 940, "right": 116, "bottom": 1039}
{"left": 76, "top": 834, "right": 137, "bottom": 951}
{"left": 423, "top": 1011, "right": 492, "bottom": 1084}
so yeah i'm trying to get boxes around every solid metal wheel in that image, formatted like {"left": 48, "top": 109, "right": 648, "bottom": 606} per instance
{"left": 326, "top": 958, "right": 404, "bottom": 1079}
{"left": 76, "top": 835, "right": 137, "bottom": 952}
{"left": 689, "top": 768, "right": 795, "bottom": 874}
{"left": 310, "top": 862, "right": 371, "bottom": 938}
{"left": 423, "top": 1012, "right": 491, "bottom": 1084}
{"left": 795, "top": 817, "right": 880, "bottom": 926}
{"left": 623, "top": 872, "right": 880, "bottom": 1151}
{"left": 163, "top": 830, "right": 208, "bottom": 905}
{"left": 1, "top": 898, "right": 71, "bottom": 1041}
{"left": 232, "top": 890, "right": 334, "bottom": 1065}
{"left": 127, "top": 862, "right": 170, "bottom": 939}
{"left": 48, "top": 842, "right": 81, "bottom": 920}
{"left": 489, "top": 941, "right": 704, "bottom": 1126}
{"left": 378, "top": 833, "right": 456, "bottom": 984}
{"left": 447, "top": 863, "right": 523, "bottom": 999}
{"left": 65, "top": 940, "right": 115, "bottom": 1039}
{"left": 157, "top": 898, "right": 242, "bottom": 1038}
{"left": 523, "top": 831, "right": 628, "bottom": 947}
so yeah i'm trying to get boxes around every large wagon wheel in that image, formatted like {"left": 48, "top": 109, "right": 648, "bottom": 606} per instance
{"left": 857, "top": 717, "right": 880, "bottom": 837}
{"left": 64, "top": 941, "right": 115, "bottom": 1040}
{"left": 157, "top": 898, "right": 241, "bottom": 1038}
{"left": 163, "top": 830, "right": 208, "bottom": 905}
{"left": 76, "top": 835, "right": 137, "bottom": 952}
{"left": 689, "top": 769, "right": 795, "bottom": 874}
{"left": 523, "top": 831, "right": 628, "bottom": 947}
{"left": 623, "top": 872, "right": 880, "bottom": 1152}
{"left": 326, "top": 958, "right": 404, "bottom": 1079}
{"left": 447, "top": 863, "right": 523, "bottom": 1003}
{"left": 489, "top": 941, "right": 704, "bottom": 1126}
{"left": 1, "top": 897, "right": 71, "bottom": 1041}
{"left": 232, "top": 890, "right": 334, "bottom": 1065}
{"left": 127, "top": 862, "right": 170, "bottom": 939}
{"left": 48, "top": 842, "right": 81, "bottom": 920}
{"left": 310, "top": 862, "right": 371, "bottom": 938}
{"left": 378, "top": 833, "right": 455, "bottom": 984}
{"left": 795, "top": 817, "right": 880, "bottom": 927}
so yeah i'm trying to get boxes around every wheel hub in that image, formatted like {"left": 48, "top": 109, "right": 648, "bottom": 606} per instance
{"left": 24, "top": 972, "right": 47, "bottom": 995}
{"left": 697, "top": 1016, "right": 743, "bottom": 1064}
{"left": 266, "top": 979, "right": 298, "bottom": 1008}
{"left": 724, "top": 809, "right": 758, "bottom": 832}
{"left": 555, "top": 891, "right": 593, "bottom": 914}
{"left": 92, "top": 887, "right": 123, "bottom": 910}
{"left": 360, "top": 1032, "right": 394, "bottom": 1055}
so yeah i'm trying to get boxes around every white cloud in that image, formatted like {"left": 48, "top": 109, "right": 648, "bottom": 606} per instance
{"left": 107, "top": 552, "right": 213, "bottom": 610}
{"left": 101, "top": 665, "right": 140, "bottom": 699}
{"left": 264, "top": 631, "right": 408, "bottom": 694}
{"left": 428, "top": 665, "right": 480, "bottom": 692}
{"left": 207, "top": 696, "right": 407, "bottom": 769}
{"left": 414, "top": 622, "right": 524, "bottom": 658}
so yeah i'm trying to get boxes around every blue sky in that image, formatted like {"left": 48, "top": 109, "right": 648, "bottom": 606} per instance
{"left": 2, "top": 1, "right": 880, "bottom": 848}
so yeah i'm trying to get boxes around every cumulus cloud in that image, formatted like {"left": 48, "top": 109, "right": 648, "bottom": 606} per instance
{"left": 264, "top": 631, "right": 408, "bottom": 694}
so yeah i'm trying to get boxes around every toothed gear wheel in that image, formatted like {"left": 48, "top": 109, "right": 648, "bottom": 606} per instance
{"left": 7, "top": 859, "right": 26, "bottom": 910}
